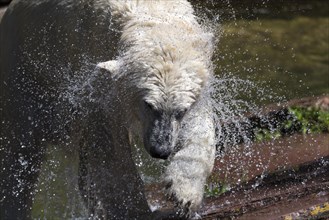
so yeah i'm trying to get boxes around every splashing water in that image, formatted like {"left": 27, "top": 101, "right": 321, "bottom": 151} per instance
{"left": 206, "top": 73, "right": 276, "bottom": 191}
{"left": 59, "top": 59, "right": 113, "bottom": 112}
{"left": 31, "top": 41, "right": 273, "bottom": 220}
{"left": 37, "top": 29, "right": 259, "bottom": 220}
{"left": 5, "top": 0, "right": 324, "bottom": 218}
{"left": 210, "top": 74, "right": 260, "bottom": 150}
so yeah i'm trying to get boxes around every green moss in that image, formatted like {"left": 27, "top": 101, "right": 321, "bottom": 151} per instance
{"left": 255, "top": 129, "right": 282, "bottom": 142}
{"left": 205, "top": 182, "right": 230, "bottom": 197}
{"left": 289, "top": 106, "right": 329, "bottom": 134}
{"left": 253, "top": 107, "right": 329, "bottom": 142}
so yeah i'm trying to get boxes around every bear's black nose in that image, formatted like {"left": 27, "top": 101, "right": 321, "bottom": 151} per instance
{"left": 150, "top": 147, "right": 171, "bottom": 160}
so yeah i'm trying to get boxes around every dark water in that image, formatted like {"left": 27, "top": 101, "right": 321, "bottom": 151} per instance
{"left": 207, "top": 0, "right": 329, "bottom": 103}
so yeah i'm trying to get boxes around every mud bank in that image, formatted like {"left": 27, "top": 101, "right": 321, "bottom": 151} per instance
{"left": 213, "top": 133, "right": 329, "bottom": 185}
{"left": 202, "top": 156, "right": 329, "bottom": 219}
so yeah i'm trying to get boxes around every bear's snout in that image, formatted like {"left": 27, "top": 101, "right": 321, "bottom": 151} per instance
{"left": 149, "top": 145, "right": 171, "bottom": 159}
{"left": 144, "top": 113, "right": 178, "bottom": 160}
{"left": 148, "top": 130, "right": 174, "bottom": 159}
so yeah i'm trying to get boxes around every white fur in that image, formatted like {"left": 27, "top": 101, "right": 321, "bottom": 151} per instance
{"left": 165, "top": 99, "right": 216, "bottom": 215}
{"left": 107, "top": 1, "right": 216, "bottom": 216}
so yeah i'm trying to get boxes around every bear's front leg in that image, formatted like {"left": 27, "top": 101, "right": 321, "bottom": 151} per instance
{"left": 164, "top": 103, "right": 216, "bottom": 218}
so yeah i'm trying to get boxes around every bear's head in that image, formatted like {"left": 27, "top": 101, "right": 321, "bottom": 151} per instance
{"left": 138, "top": 63, "right": 208, "bottom": 159}
{"left": 97, "top": 48, "right": 210, "bottom": 159}
{"left": 136, "top": 55, "right": 208, "bottom": 159}
{"left": 139, "top": 88, "right": 191, "bottom": 159}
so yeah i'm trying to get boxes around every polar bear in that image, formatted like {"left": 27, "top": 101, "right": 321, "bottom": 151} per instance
{"left": 0, "top": 0, "right": 216, "bottom": 219}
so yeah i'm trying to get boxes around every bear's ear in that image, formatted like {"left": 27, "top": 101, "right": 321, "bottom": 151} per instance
{"left": 96, "top": 60, "right": 119, "bottom": 76}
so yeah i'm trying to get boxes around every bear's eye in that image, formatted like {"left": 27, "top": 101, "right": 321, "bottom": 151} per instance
{"left": 144, "top": 101, "right": 155, "bottom": 111}
{"left": 144, "top": 101, "right": 163, "bottom": 117}
{"left": 175, "top": 109, "right": 187, "bottom": 120}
